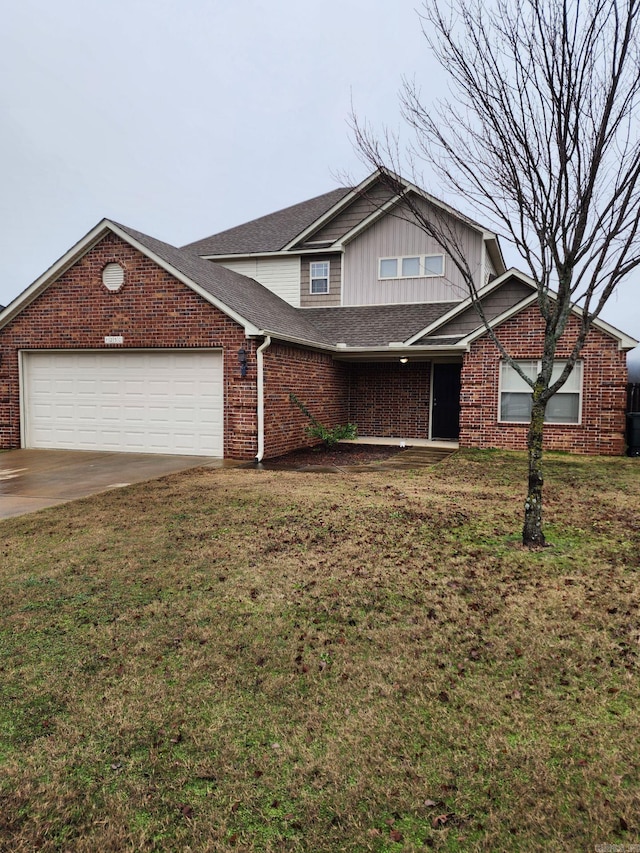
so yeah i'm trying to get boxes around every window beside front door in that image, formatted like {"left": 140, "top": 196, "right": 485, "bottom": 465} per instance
{"left": 499, "top": 359, "right": 583, "bottom": 424}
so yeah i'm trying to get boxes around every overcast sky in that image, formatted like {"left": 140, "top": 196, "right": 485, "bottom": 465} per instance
{"left": 1, "top": 0, "right": 638, "bottom": 363}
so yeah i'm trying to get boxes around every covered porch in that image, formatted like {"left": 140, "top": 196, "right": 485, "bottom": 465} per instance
{"left": 343, "top": 357, "right": 463, "bottom": 443}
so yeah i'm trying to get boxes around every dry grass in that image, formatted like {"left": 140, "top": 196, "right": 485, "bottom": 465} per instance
{"left": 0, "top": 449, "right": 639, "bottom": 852}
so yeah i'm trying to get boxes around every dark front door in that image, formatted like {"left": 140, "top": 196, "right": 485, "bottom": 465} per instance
{"left": 431, "top": 363, "right": 461, "bottom": 440}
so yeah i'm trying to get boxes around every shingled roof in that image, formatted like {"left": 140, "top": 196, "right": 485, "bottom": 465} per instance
{"left": 115, "top": 224, "right": 466, "bottom": 348}
{"left": 115, "top": 223, "right": 333, "bottom": 345}
{"left": 302, "top": 304, "right": 460, "bottom": 347}
{"left": 183, "top": 188, "right": 351, "bottom": 255}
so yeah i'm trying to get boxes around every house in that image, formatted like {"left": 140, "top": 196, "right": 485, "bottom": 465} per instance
{"left": 0, "top": 170, "right": 636, "bottom": 459}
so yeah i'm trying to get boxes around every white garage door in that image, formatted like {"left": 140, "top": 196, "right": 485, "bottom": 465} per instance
{"left": 22, "top": 350, "right": 224, "bottom": 456}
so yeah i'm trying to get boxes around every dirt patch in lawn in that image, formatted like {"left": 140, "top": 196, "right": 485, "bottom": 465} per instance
{"left": 260, "top": 442, "right": 406, "bottom": 468}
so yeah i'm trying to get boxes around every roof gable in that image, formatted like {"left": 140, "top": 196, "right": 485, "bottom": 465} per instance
{"left": 410, "top": 276, "right": 535, "bottom": 344}
{"left": 407, "top": 268, "right": 638, "bottom": 351}
{"left": 183, "top": 188, "right": 351, "bottom": 256}
{"left": 1, "top": 217, "right": 634, "bottom": 355}
{"left": 184, "top": 170, "right": 507, "bottom": 285}
{"left": 0, "top": 220, "right": 331, "bottom": 346}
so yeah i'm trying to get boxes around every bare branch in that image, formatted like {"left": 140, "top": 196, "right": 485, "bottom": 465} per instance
{"left": 351, "top": 0, "right": 640, "bottom": 546}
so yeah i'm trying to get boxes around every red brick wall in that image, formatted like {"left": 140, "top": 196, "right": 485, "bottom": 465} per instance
{"left": 460, "top": 306, "right": 628, "bottom": 455}
{"left": 262, "top": 343, "right": 349, "bottom": 458}
{"left": 348, "top": 362, "right": 431, "bottom": 438}
{"left": 0, "top": 233, "right": 259, "bottom": 459}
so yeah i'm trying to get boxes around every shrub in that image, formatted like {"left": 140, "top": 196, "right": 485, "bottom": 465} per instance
{"left": 289, "top": 392, "right": 358, "bottom": 448}
{"left": 305, "top": 421, "right": 358, "bottom": 447}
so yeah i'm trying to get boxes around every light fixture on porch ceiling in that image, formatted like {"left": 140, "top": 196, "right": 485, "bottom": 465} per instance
{"left": 399, "top": 357, "right": 409, "bottom": 364}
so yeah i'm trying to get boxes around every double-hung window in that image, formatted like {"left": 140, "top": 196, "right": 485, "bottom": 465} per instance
{"left": 499, "top": 360, "right": 583, "bottom": 424}
{"left": 310, "top": 261, "right": 330, "bottom": 294}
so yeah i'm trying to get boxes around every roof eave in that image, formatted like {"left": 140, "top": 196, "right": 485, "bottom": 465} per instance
{"left": 455, "top": 286, "right": 639, "bottom": 351}
{"left": 250, "top": 329, "right": 466, "bottom": 359}
{"left": 332, "top": 344, "right": 465, "bottom": 361}
{"left": 281, "top": 172, "right": 382, "bottom": 251}
{"left": 0, "top": 220, "right": 262, "bottom": 338}
{"left": 107, "top": 223, "right": 263, "bottom": 335}
{"left": 403, "top": 268, "right": 529, "bottom": 345}
{"left": 483, "top": 234, "right": 507, "bottom": 276}
{"left": 200, "top": 248, "right": 342, "bottom": 261}
{"left": 0, "top": 220, "right": 114, "bottom": 331}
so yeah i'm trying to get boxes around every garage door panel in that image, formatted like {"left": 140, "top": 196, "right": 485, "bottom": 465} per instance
{"left": 23, "top": 351, "right": 224, "bottom": 456}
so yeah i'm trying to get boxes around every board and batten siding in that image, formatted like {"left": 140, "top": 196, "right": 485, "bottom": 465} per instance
{"left": 217, "top": 257, "right": 301, "bottom": 307}
{"left": 342, "top": 200, "right": 484, "bottom": 306}
{"left": 434, "top": 279, "right": 534, "bottom": 338}
{"left": 300, "top": 181, "right": 396, "bottom": 247}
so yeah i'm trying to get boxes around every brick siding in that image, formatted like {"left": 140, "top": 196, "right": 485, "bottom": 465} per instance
{"left": 0, "top": 233, "right": 259, "bottom": 459}
{"left": 460, "top": 305, "right": 628, "bottom": 455}
{"left": 262, "top": 342, "right": 349, "bottom": 458}
{"left": 0, "top": 232, "right": 628, "bottom": 459}
{"left": 347, "top": 362, "right": 431, "bottom": 438}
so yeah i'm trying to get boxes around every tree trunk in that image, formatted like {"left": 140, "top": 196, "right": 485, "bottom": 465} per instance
{"left": 523, "top": 396, "right": 547, "bottom": 547}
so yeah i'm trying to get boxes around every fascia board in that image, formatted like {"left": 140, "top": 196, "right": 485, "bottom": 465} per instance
{"left": 456, "top": 289, "right": 639, "bottom": 351}
{"left": 106, "top": 223, "right": 261, "bottom": 335}
{"left": 248, "top": 330, "right": 337, "bottom": 352}
{"left": 393, "top": 174, "right": 494, "bottom": 236}
{"left": 201, "top": 248, "right": 342, "bottom": 261}
{"left": 248, "top": 329, "right": 465, "bottom": 359}
{"left": 331, "top": 344, "right": 465, "bottom": 361}
{"left": 484, "top": 234, "right": 507, "bottom": 275}
{"left": 457, "top": 292, "right": 539, "bottom": 348}
{"left": 0, "top": 220, "right": 261, "bottom": 337}
{"left": 403, "top": 268, "right": 529, "bottom": 345}
{"left": 281, "top": 171, "right": 385, "bottom": 251}
{"left": 330, "top": 193, "right": 405, "bottom": 248}
{"left": 0, "top": 221, "right": 114, "bottom": 330}
{"left": 577, "top": 313, "right": 638, "bottom": 350}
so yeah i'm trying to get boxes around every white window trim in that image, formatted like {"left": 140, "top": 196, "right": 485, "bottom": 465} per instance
{"left": 310, "top": 261, "right": 330, "bottom": 294}
{"left": 498, "top": 359, "right": 583, "bottom": 425}
{"left": 378, "top": 254, "right": 445, "bottom": 280}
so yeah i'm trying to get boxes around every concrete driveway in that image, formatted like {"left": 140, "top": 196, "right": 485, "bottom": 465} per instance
{"left": 0, "top": 449, "right": 231, "bottom": 520}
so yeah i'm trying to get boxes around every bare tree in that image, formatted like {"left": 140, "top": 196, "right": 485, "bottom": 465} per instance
{"left": 352, "top": 0, "right": 640, "bottom": 547}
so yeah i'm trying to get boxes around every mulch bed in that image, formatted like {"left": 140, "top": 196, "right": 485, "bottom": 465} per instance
{"left": 261, "top": 443, "right": 406, "bottom": 468}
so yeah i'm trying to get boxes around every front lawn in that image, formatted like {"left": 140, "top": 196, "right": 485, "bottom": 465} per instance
{"left": 0, "top": 450, "right": 638, "bottom": 851}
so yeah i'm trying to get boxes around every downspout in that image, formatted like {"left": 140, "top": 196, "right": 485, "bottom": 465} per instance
{"left": 255, "top": 335, "right": 271, "bottom": 462}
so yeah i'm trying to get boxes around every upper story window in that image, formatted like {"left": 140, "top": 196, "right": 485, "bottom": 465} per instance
{"left": 310, "top": 261, "right": 330, "bottom": 294}
{"left": 499, "top": 360, "right": 583, "bottom": 424}
{"left": 378, "top": 254, "right": 445, "bottom": 280}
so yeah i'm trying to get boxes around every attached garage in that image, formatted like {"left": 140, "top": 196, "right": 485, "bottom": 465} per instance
{"left": 21, "top": 350, "right": 224, "bottom": 456}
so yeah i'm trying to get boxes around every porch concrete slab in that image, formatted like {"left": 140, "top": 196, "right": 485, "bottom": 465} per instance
{"left": 0, "top": 449, "right": 230, "bottom": 519}
{"left": 340, "top": 437, "right": 459, "bottom": 450}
